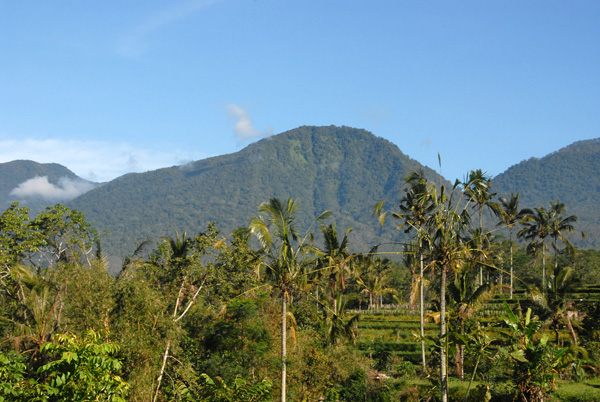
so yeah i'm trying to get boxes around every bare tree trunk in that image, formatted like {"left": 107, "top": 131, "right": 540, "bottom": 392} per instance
{"left": 153, "top": 276, "right": 206, "bottom": 402}
{"left": 510, "top": 232, "right": 514, "bottom": 299}
{"left": 566, "top": 315, "right": 578, "bottom": 346}
{"left": 440, "top": 265, "right": 448, "bottom": 402}
{"left": 153, "top": 340, "right": 170, "bottom": 402}
{"left": 456, "top": 344, "right": 463, "bottom": 381}
{"left": 419, "top": 244, "right": 427, "bottom": 372}
{"left": 542, "top": 243, "right": 546, "bottom": 291}
{"left": 281, "top": 292, "right": 287, "bottom": 402}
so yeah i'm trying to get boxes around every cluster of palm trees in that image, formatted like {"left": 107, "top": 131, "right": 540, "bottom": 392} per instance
{"left": 239, "top": 169, "right": 581, "bottom": 402}
{"left": 248, "top": 198, "right": 399, "bottom": 402}
{"left": 373, "top": 168, "right": 581, "bottom": 402}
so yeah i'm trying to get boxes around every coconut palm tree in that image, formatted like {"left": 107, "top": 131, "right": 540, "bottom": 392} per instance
{"left": 355, "top": 251, "right": 395, "bottom": 310}
{"left": 422, "top": 180, "right": 471, "bottom": 402}
{"left": 519, "top": 206, "right": 551, "bottom": 291}
{"left": 463, "top": 169, "right": 497, "bottom": 286}
{"left": 249, "top": 198, "right": 329, "bottom": 402}
{"left": 374, "top": 169, "right": 435, "bottom": 372}
{"left": 447, "top": 265, "right": 493, "bottom": 381}
{"left": 495, "top": 193, "right": 525, "bottom": 299}
{"left": 548, "top": 200, "right": 578, "bottom": 279}
{"left": 312, "top": 224, "right": 354, "bottom": 312}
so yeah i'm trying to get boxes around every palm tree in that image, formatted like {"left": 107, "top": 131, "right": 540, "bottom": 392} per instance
{"left": 463, "top": 169, "right": 497, "bottom": 286}
{"left": 400, "top": 170, "right": 436, "bottom": 373}
{"left": 548, "top": 200, "right": 578, "bottom": 280}
{"left": 313, "top": 224, "right": 354, "bottom": 312}
{"left": 249, "top": 198, "right": 329, "bottom": 402}
{"left": 495, "top": 193, "right": 525, "bottom": 299}
{"left": 447, "top": 265, "right": 493, "bottom": 381}
{"left": 519, "top": 206, "right": 551, "bottom": 291}
{"left": 526, "top": 265, "right": 581, "bottom": 347}
{"left": 355, "top": 252, "right": 395, "bottom": 310}
{"left": 422, "top": 180, "right": 471, "bottom": 402}
{"left": 375, "top": 169, "right": 434, "bottom": 372}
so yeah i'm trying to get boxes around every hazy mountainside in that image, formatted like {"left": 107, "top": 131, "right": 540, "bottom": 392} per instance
{"left": 4, "top": 129, "right": 599, "bottom": 258}
{"left": 69, "top": 126, "right": 441, "bottom": 258}
{"left": 0, "top": 160, "right": 97, "bottom": 215}
{"left": 493, "top": 138, "right": 600, "bottom": 249}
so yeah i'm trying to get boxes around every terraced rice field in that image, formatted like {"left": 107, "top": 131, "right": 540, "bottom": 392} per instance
{"left": 352, "top": 285, "right": 600, "bottom": 365}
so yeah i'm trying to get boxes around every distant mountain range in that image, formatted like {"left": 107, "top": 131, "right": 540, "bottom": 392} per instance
{"left": 0, "top": 160, "right": 97, "bottom": 214}
{"left": 1, "top": 126, "right": 598, "bottom": 259}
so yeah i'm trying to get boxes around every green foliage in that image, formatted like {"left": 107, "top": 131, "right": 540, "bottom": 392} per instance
{"left": 0, "top": 351, "right": 38, "bottom": 402}
{"left": 0, "top": 331, "right": 129, "bottom": 402}
{"left": 68, "top": 126, "right": 441, "bottom": 257}
{"left": 500, "top": 302, "right": 574, "bottom": 402}
{"left": 0, "top": 160, "right": 92, "bottom": 215}
{"left": 493, "top": 138, "right": 600, "bottom": 249}
{"left": 194, "top": 373, "right": 273, "bottom": 402}
{"left": 198, "top": 298, "right": 272, "bottom": 383}
{"left": 37, "top": 330, "right": 129, "bottom": 401}
{"left": 0, "top": 202, "right": 43, "bottom": 268}
{"left": 31, "top": 204, "right": 99, "bottom": 266}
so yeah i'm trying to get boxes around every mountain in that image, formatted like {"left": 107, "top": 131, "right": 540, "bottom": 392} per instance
{"left": 68, "top": 126, "right": 442, "bottom": 258}
{"left": 0, "top": 160, "right": 98, "bottom": 215}
{"left": 493, "top": 138, "right": 600, "bottom": 248}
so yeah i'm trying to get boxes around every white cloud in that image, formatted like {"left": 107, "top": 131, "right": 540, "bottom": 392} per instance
{"left": 0, "top": 138, "right": 206, "bottom": 182}
{"left": 226, "top": 103, "right": 273, "bottom": 144}
{"left": 9, "top": 176, "right": 96, "bottom": 201}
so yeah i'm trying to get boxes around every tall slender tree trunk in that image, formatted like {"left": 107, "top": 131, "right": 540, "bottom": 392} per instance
{"left": 281, "top": 291, "right": 287, "bottom": 402}
{"left": 542, "top": 242, "right": 546, "bottom": 291}
{"left": 456, "top": 343, "right": 463, "bottom": 381}
{"left": 510, "top": 231, "right": 514, "bottom": 299}
{"left": 566, "top": 314, "right": 578, "bottom": 346}
{"left": 440, "top": 265, "right": 448, "bottom": 402}
{"left": 479, "top": 209, "right": 484, "bottom": 286}
{"left": 419, "top": 240, "right": 427, "bottom": 372}
{"left": 153, "top": 340, "right": 170, "bottom": 402}
{"left": 457, "top": 321, "right": 465, "bottom": 381}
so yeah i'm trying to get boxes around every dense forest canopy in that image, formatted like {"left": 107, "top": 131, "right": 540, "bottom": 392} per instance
{"left": 3, "top": 127, "right": 600, "bottom": 259}
{"left": 1, "top": 159, "right": 599, "bottom": 401}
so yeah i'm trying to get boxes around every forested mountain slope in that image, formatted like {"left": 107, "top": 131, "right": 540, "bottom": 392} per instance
{"left": 68, "top": 126, "right": 441, "bottom": 257}
{"left": 493, "top": 138, "right": 600, "bottom": 248}
{"left": 0, "top": 160, "right": 96, "bottom": 214}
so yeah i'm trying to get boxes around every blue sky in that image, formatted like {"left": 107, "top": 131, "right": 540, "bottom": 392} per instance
{"left": 1, "top": 0, "right": 599, "bottom": 183}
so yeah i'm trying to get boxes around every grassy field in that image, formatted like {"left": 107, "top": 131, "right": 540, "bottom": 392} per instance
{"left": 350, "top": 288, "right": 600, "bottom": 401}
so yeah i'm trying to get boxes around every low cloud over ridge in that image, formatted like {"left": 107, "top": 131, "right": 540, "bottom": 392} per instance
{"left": 9, "top": 176, "right": 97, "bottom": 201}
{"left": 227, "top": 103, "right": 273, "bottom": 144}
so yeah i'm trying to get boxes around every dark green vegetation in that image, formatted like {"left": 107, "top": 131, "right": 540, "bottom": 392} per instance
{"left": 2, "top": 160, "right": 600, "bottom": 401}
{"left": 3, "top": 127, "right": 600, "bottom": 259}
{"left": 493, "top": 138, "right": 600, "bottom": 249}
{"left": 0, "top": 160, "right": 97, "bottom": 215}
{"left": 66, "top": 126, "right": 442, "bottom": 258}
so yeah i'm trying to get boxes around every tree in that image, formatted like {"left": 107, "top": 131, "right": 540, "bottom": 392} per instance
{"left": 495, "top": 193, "right": 525, "bottom": 299}
{"left": 424, "top": 184, "right": 470, "bottom": 402}
{"left": 547, "top": 200, "right": 578, "bottom": 280}
{"left": 31, "top": 205, "right": 98, "bottom": 268}
{"left": 501, "top": 302, "right": 575, "bottom": 402}
{"left": 463, "top": 169, "right": 497, "bottom": 286}
{"left": 355, "top": 252, "right": 395, "bottom": 310}
{"left": 313, "top": 224, "right": 354, "bottom": 313}
{"left": 151, "top": 228, "right": 217, "bottom": 402}
{"left": 519, "top": 206, "right": 551, "bottom": 290}
{"left": 447, "top": 266, "right": 493, "bottom": 381}
{"left": 0, "top": 202, "right": 43, "bottom": 271}
{"left": 249, "top": 198, "right": 329, "bottom": 402}
{"left": 38, "top": 330, "right": 129, "bottom": 401}
{"left": 374, "top": 169, "right": 435, "bottom": 372}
